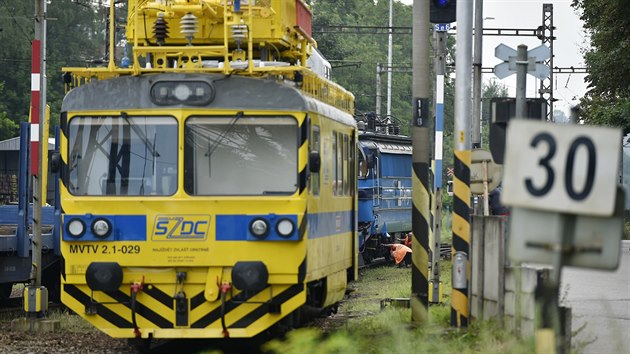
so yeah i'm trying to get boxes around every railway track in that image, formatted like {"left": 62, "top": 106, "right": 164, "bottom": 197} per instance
{"left": 439, "top": 242, "right": 452, "bottom": 259}
{"left": 360, "top": 242, "right": 452, "bottom": 270}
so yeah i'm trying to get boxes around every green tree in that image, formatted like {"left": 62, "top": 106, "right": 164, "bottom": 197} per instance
{"left": 0, "top": 1, "right": 32, "bottom": 130}
{"left": 571, "top": 0, "right": 630, "bottom": 133}
{"left": 0, "top": 82, "right": 19, "bottom": 140}
{"left": 480, "top": 79, "right": 508, "bottom": 123}
{"left": 440, "top": 79, "right": 507, "bottom": 193}
{"left": 0, "top": 0, "right": 103, "bottom": 138}
{"left": 312, "top": 0, "right": 414, "bottom": 132}
{"left": 0, "top": 111, "right": 19, "bottom": 141}
{"left": 311, "top": 0, "right": 510, "bottom": 196}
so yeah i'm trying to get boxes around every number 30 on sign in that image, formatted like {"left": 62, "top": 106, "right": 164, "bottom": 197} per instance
{"left": 501, "top": 119, "right": 621, "bottom": 216}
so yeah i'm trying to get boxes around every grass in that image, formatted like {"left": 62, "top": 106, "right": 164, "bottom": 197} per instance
{"left": 3, "top": 263, "right": 535, "bottom": 354}
{"left": 46, "top": 307, "right": 100, "bottom": 333}
{"left": 0, "top": 305, "right": 98, "bottom": 333}
{"left": 3, "top": 212, "right": 539, "bottom": 353}
{"left": 264, "top": 259, "right": 535, "bottom": 354}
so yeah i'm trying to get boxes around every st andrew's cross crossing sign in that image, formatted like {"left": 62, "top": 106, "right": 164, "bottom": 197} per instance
{"left": 494, "top": 44, "right": 550, "bottom": 80}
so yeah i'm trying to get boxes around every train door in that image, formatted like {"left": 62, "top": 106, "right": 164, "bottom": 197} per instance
{"left": 373, "top": 150, "right": 380, "bottom": 208}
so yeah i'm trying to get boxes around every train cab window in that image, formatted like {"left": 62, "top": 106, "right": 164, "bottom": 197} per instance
{"left": 67, "top": 115, "right": 178, "bottom": 196}
{"left": 357, "top": 147, "right": 369, "bottom": 179}
{"left": 310, "top": 125, "right": 320, "bottom": 196}
{"left": 184, "top": 115, "right": 298, "bottom": 195}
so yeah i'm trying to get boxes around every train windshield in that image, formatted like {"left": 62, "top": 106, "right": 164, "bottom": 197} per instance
{"left": 184, "top": 115, "right": 298, "bottom": 195}
{"left": 67, "top": 116, "right": 178, "bottom": 196}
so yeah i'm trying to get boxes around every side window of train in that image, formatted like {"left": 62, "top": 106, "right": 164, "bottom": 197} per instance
{"left": 332, "top": 132, "right": 338, "bottom": 195}
{"left": 343, "top": 134, "right": 349, "bottom": 195}
{"left": 336, "top": 132, "right": 343, "bottom": 196}
{"left": 310, "top": 125, "right": 320, "bottom": 196}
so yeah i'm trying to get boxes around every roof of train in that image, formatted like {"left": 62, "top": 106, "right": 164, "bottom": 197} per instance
{"left": 0, "top": 137, "right": 55, "bottom": 151}
{"left": 62, "top": 73, "right": 356, "bottom": 127}
{"left": 358, "top": 130, "right": 412, "bottom": 144}
{"left": 358, "top": 131, "right": 412, "bottom": 154}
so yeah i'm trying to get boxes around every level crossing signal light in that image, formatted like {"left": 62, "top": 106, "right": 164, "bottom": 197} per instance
{"left": 430, "top": 0, "right": 456, "bottom": 24}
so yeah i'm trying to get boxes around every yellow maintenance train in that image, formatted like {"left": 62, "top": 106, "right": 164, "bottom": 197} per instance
{"left": 55, "top": 0, "right": 357, "bottom": 345}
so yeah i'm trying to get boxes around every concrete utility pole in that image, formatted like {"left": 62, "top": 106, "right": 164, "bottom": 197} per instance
{"left": 410, "top": 0, "right": 430, "bottom": 324}
{"left": 30, "top": 0, "right": 46, "bottom": 291}
{"left": 16, "top": 0, "right": 54, "bottom": 326}
{"left": 387, "top": 0, "right": 394, "bottom": 118}
{"left": 376, "top": 63, "right": 383, "bottom": 117}
{"left": 451, "top": 0, "right": 473, "bottom": 328}
{"left": 431, "top": 29, "right": 448, "bottom": 304}
{"left": 471, "top": 0, "right": 483, "bottom": 149}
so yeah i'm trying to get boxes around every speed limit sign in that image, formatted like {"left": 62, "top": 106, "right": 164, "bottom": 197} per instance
{"left": 502, "top": 119, "right": 621, "bottom": 216}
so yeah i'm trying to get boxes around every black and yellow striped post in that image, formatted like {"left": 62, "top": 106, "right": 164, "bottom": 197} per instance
{"left": 411, "top": 103, "right": 431, "bottom": 323}
{"left": 451, "top": 0, "right": 473, "bottom": 328}
{"left": 410, "top": 0, "right": 430, "bottom": 324}
{"left": 451, "top": 150, "right": 470, "bottom": 327}
{"left": 411, "top": 113, "right": 430, "bottom": 323}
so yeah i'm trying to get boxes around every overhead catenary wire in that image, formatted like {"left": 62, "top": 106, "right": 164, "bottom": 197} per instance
{"left": 0, "top": 0, "right": 33, "bottom": 43}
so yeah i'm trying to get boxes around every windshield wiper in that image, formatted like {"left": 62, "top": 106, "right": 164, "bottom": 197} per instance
{"left": 121, "top": 112, "right": 160, "bottom": 158}
{"left": 205, "top": 111, "right": 244, "bottom": 176}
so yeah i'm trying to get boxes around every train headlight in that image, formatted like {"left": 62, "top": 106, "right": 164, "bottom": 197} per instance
{"left": 250, "top": 219, "right": 269, "bottom": 238}
{"left": 173, "top": 84, "right": 192, "bottom": 101}
{"left": 150, "top": 80, "right": 215, "bottom": 106}
{"left": 276, "top": 218, "right": 295, "bottom": 238}
{"left": 66, "top": 219, "right": 86, "bottom": 238}
{"left": 92, "top": 218, "right": 112, "bottom": 238}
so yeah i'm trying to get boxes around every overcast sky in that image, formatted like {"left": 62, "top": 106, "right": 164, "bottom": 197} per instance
{"left": 400, "top": 0, "right": 588, "bottom": 116}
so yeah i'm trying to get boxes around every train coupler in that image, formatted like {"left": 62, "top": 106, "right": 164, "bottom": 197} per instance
{"left": 174, "top": 272, "right": 189, "bottom": 326}
{"left": 174, "top": 291, "right": 188, "bottom": 326}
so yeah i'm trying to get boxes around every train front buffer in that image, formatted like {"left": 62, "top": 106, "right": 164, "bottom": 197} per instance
{"left": 60, "top": 204, "right": 308, "bottom": 339}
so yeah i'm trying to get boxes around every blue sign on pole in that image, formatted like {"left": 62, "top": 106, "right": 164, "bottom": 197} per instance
{"left": 434, "top": 23, "right": 450, "bottom": 32}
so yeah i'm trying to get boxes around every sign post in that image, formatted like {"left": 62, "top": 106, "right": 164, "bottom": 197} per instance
{"left": 502, "top": 119, "right": 623, "bottom": 354}
{"left": 494, "top": 43, "right": 550, "bottom": 121}
{"left": 469, "top": 149, "right": 502, "bottom": 215}
{"left": 494, "top": 43, "right": 550, "bottom": 81}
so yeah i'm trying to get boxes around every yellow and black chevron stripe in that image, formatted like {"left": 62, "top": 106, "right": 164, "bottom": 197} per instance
{"left": 411, "top": 159, "right": 430, "bottom": 322}
{"left": 451, "top": 150, "right": 470, "bottom": 327}
{"left": 63, "top": 282, "right": 305, "bottom": 336}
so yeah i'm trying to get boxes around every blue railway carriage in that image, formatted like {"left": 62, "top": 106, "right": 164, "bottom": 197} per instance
{"left": 0, "top": 205, "right": 59, "bottom": 301}
{"left": 357, "top": 129, "right": 412, "bottom": 263}
{"left": 56, "top": 73, "right": 358, "bottom": 340}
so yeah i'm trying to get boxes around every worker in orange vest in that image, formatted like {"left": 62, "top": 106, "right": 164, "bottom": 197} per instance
{"left": 384, "top": 243, "right": 412, "bottom": 267}
{"left": 404, "top": 232, "right": 412, "bottom": 248}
